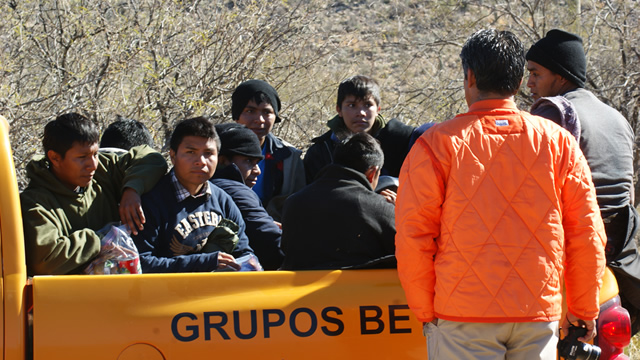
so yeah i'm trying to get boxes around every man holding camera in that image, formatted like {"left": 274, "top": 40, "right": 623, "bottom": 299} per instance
{"left": 396, "top": 29, "right": 606, "bottom": 359}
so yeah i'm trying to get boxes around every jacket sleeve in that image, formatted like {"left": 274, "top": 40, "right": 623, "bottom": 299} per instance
{"left": 234, "top": 187, "right": 284, "bottom": 270}
{"left": 561, "top": 137, "right": 607, "bottom": 320}
{"left": 21, "top": 196, "right": 101, "bottom": 275}
{"left": 215, "top": 190, "right": 254, "bottom": 260}
{"left": 395, "top": 134, "right": 447, "bottom": 323}
{"left": 100, "top": 145, "right": 168, "bottom": 196}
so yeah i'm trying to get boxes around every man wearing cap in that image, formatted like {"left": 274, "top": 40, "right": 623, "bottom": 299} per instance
{"left": 211, "top": 123, "right": 284, "bottom": 270}
{"left": 231, "top": 80, "right": 306, "bottom": 222}
{"left": 527, "top": 29, "right": 640, "bottom": 333}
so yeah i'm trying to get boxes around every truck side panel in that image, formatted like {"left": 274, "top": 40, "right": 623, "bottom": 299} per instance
{"left": 33, "top": 270, "right": 426, "bottom": 359}
{"left": 0, "top": 115, "right": 28, "bottom": 360}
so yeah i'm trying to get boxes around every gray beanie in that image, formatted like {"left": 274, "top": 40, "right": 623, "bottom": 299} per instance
{"left": 526, "top": 29, "right": 586, "bottom": 88}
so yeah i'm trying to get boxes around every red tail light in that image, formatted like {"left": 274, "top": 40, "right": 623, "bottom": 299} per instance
{"left": 600, "top": 310, "right": 631, "bottom": 348}
{"left": 597, "top": 296, "right": 631, "bottom": 359}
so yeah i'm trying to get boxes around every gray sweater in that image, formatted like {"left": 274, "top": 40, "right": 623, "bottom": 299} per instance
{"left": 564, "top": 88, "right": 634, "bottom": 216}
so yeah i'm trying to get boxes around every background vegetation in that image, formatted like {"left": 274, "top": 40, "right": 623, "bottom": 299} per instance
{"left": 1, "top": 0, "right": 639, "bottom": 354}
{"left": 2, "top": 0, "right": 638, "bottom": 191}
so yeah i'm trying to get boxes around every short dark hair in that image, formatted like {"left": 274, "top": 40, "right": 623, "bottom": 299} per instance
{"left": 43, "top": 112, "right": 99, "bottom": 160}
{"left": 336, "top": 75, "right": 381, "bottom": 109}
{"left": 460, "top": 29, "right": 525, "bottom": 96}
{"left": 169, "top": 116, "right": 220, "bottom": 152}
{"left": 333, "top": 132, "right": 384, "bottom": 174}
{"left": 100, "top": 117, "right": 154, "bottom": 150}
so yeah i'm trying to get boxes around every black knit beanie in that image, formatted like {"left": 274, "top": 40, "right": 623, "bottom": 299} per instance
{"left": 526, "top": 29, "right": 586, "bottom": 88}
{"left": 231, "top": 80, "right": 282, "bottom": 123}
{"left": 215, "top": 123, "right": 264, "bottom": 160}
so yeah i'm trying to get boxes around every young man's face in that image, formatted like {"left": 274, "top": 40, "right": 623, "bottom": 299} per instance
{"left": 337, "top": 95, "right": 380, "bottom": 134}
{"left": 526, "top": 60, "right": 566, "bottom": 100}
{"left": 236, "top": 100, "right": 276, "bottom": 146}
{"left": 231, "top": 155, "right": 262, "bottom": 188}
{"left": 170, "top": 135, "right": 218, "bottom": 195}
{"left": 48, "top": 141, "right": 100, "bottom": 190}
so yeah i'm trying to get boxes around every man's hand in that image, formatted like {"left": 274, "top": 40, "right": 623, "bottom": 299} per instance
{"left": 217, "top": 252, "right": 240, "bottom": 271}
{"left": 378, "top": 189, "right": 397, "bottom": 205}
{"left": 562, "top": 312, "right": 597, "bottom": 342}
{"left": 119, "top": 187, "right": 145, "bottom": 235}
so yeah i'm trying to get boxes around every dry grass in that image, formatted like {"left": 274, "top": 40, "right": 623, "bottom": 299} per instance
{"left": 627, "top": 333, "right": 640, "bottom": 357}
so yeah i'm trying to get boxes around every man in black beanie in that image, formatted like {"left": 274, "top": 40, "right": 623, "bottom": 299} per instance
{"left": 211, "top": 122, "right": 284, "bottom": 270}
{"left": 231, "top": 79, "right": 306, "bottom": 222}
{"left": 527, "top": 29, "right": 640, "bottom": 334}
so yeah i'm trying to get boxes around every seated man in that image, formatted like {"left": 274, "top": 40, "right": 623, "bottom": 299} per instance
{"left": 20, "top": 112, "right": 168, "bottom": 275}
{"left": 211, "top": 122, "right": 284, "bottom": 270}
{"left": 100, "top": 117, "right": 155, "bottom": 153}
{"left": 132, "top": 116, "right": 254, "bottom": 273}
{"left": 281, "top": 132, "right": 396, "bottom": 270}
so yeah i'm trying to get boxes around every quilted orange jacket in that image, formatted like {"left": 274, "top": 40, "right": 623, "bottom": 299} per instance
{"left": 396, "top": 99, "right": 606, "bottom": 324}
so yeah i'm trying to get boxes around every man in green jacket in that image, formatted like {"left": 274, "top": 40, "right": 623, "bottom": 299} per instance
{"left": 20, "top": 112, "right": 167, "bottom": 275}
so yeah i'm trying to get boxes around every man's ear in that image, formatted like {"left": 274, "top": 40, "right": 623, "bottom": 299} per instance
{"left": 218, "top": 154, "right": 231, "bottom": 167}
{"left": 169, "top": 149, "right": 176, "bottom": 166}
{"left": 466, "top": 68, "right": 476, "bottom": 89}
{"left": 47, "top": 150, "right": 62, "bottom": 168}
{"left": 336, "top": 104, "right": 343, "bottom": 117}
{"left": 364, "top": 166, "right": 379, "bottom": 184}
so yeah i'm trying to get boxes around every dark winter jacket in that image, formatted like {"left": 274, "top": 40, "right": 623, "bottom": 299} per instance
{"left": 212, "top": 164, "right": 284, "bottom": 270}
{"left": 281, "top": 164, "right": 396, "bottom": 270}
{"left": 258, "top": 133, "right": 306, "bottom": 222}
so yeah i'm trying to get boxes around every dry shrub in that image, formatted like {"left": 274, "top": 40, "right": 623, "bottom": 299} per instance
{"left": 0, "top": 0, "right": 638, "bottom": 195}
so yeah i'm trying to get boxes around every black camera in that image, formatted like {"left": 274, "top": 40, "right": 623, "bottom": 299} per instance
{"left": 557, "top": 324, "right": 601, "bottom": 360}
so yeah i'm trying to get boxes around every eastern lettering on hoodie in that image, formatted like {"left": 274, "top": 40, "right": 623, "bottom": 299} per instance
{"left": 175, "top": 211, "right": 222, "bottom": 238}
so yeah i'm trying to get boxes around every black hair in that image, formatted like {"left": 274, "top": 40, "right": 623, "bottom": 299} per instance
{"left": 336, "top": 75, "right": 381, "bottom": 109}
{"left": 43, "top": 112, "right": 99, "bottom": 160}
{"left": 169, "top": 116, "right": 220, "bottom": 152}
{"left": 460, "top": 29, "right": 525, "bottom": 96}
{"left": 333, "top": 132, "right": 384, "bottom": 174}
{"left": 100, "top": 117, "right": 154, "bottom": 150}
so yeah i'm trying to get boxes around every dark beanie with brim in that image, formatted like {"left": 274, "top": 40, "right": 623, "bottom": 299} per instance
{"left": 231, "top": 80, "right": 282, "bottom": 123}
{"left": 215, "top": 123, "right": 264, "bottom": 160}
{"left": 526, "top": 29, "right": 586, "bottom": 88}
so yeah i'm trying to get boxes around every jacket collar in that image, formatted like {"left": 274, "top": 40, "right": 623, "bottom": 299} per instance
{"left": 211, "top": 163, "right": 245, "bottom": 184}
{"left": 467, "top": 98, "right": 519, "bottom": 113}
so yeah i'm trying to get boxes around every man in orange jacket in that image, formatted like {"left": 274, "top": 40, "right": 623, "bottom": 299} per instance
{"left": 395, "top": 29, "right": 606, "bottom": 359}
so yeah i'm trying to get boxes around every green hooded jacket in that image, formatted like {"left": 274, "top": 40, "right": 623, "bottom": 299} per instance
{"left": 20, "top": 145, "right": 167, "bottom": 275}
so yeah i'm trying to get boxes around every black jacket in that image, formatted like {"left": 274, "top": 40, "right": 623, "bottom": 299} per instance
{"left": 281, "top": 164, "right": 396, "bottom": 270}
{"left": 211, "top": 164, "right": 284, "bottom": 270}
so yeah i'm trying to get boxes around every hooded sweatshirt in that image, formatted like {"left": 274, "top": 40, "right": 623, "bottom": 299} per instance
{"left": 20, "top": 145, "right": 168, "bottom": 275}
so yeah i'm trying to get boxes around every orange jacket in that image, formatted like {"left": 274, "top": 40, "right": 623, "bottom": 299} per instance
{"left": 396, "top": 99, "right": 606, "bottom": 323}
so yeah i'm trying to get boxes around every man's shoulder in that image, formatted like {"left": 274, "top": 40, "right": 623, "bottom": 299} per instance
{"left": 211, "top": 178, "right": 254, "bottom": 198}
{"left": 310, "top": 130, "right": 333, "bottom": 144}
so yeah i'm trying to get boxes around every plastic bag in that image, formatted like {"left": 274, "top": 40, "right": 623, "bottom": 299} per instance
{"left": 84, "top": 223, "right": 142, "bottom": 275}
{"left": 236, "top": 253, "right": 263, "bottom": 272}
